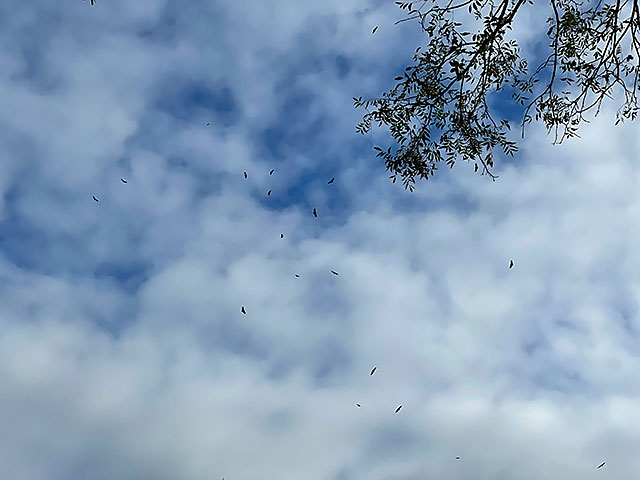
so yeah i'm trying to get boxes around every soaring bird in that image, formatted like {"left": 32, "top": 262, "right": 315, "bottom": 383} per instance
{"left": 509, "top": 260, "right": 514, "bottom": 269}
{"left": 120, "top": 178, "right": 127, "bottom": 184}
{"left": 372, "top": 26, "right": 378, "bottom": 34}
{"left": 313, "top": 208, "right": 317, "bottom": 218}
{"left": 281, "top": 234, "right": 284, "bottom": 239}
{"left": 370, "top": 366, "right": 377, "bottom": 375}
{"left": 328, "top": 178, "right": 335, "bottom": 184}
{"left": 269, "top": 169, "right": 275, "bottom": 175}
{"left": 206, "top": 123, "right": 210, "bottom": 126}
{"left": 331, "top": 270, "right": 339, "bottom": 276}
{"left": 395, "top": 405, "right": 403, "bottom": 413}
{"left": 268, "top": 190, "right": 272, "bottom": 196}
{"left": 295, "top": 274, "right": 300, "bottom": 278}
{"left": 92, "top": 196, "right": 99, "bottom": 202}
{"left": 356, "top": 403, "right": 361, "bottom": 408}
{"left": 244, "top": 172, "right": 248, "bottom": 179}
{"left": 597, "top": 462, "right": 605, "bottom": 469}
{"left": 475, "top": 163, "right": 478, "bottom": 172}
{"left": 241, "top": 306, "right": 246, "bottom": 315}
{"left": 456, "top": 457, "right": 460, "bottom": 460}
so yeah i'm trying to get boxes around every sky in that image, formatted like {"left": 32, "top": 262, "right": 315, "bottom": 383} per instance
{"left": 0, "top": 0, "right": 639, "bottom": 479}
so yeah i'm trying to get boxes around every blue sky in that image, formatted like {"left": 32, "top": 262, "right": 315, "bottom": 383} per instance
{"left": 1, "top": 0, "right": 639, "bottom": 479}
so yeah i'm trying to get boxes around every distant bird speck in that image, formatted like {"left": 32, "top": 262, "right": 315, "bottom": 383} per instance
{"left": 328, "top": 177, "right": 335, "bottom": 184}
{"left": 241, "top": 306, "right": 246, "bottom": 315}
{"left": 120, "top": 178, "right": 127, "bottom": 184}
{"left": 356, "top": 403, "right": 361, "bottom": 407}
{"left": 475, "top": 163, "right": 478, "bottom": 172}
{"left": 597, "top": 462, "right": 605, "bottom": 469}
{"left": 313, "top": 208, "right": 317, "bottom": 218}
{"left": 372, "top": 26, "right": 378, "bottom": 34}
{"left": 206, "top": 123, "right": 210, "bottom": 126}
{"left": 269, "top": 169, "right": 275, "bottom": 175}
{"left": 395, "top": 405, "right": 403, "bottom": 413}
{"left": 244, "top": 172, "right": 248, "bottom": 179}
{"left": 370, "top": 366, "right": 377, "bottom": 375}
{"left": 295, "top": 274, "right": 300, "bottom": 278}
{"left": 456, "top": 457, "right": 460, "bottom": 460}
{"left": 281, "top": 234, "right": 284, "bottom": 239}
{"left": 92, "top": 196, "right": 99, "bottom": 202}
{"left": 509, "top": 260, "right": 514, "bottom": 269}
{"left": 268, "top": 190, "right": 272, "bottom": 196}
{"left": 331, "top": 270, "right": 339, "bottom": 276}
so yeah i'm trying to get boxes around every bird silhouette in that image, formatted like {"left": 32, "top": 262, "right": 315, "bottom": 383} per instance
{"left": 268, "top": 190, "right": 272, "bottom": 196}
{"left": 206, "top": 123, "right": 210, "bottom": 126}
{"left": 244, "top": 172, "right": 248, "bottom": 179}
{"left": 509, "top": 260, "right": 514, "bottom": 269}
{"left": 372, "top": 26, "right": 378, "bottom": 34}
{"left": 597, "top": 462, "right": 605, "bottom": 469}
{"left": 370, "top": 366, "right": 377, "bottom": 375}
{"left": 331, "top": 270, "right": 339, "bottom": 276}
{"left": 92, "top": 196, "right": 99, "bottom": 202}
{"left": 241, "top": 306, "right": 246, "bottom": 314}
{"left": 120, "top": 178, "right": 127, "bottom": 184}
{"left": 328, "top": 178, "right": 335, "bottom": 184}
{"left": 269, "top": 169, "right": 275, "bottom": 175}
{"left": 313, "top": 208, "right": 317, "bottom": 218}
{"left": 395, "top": 405, "right": 402, "bottom": 413}
{"left": 456, "top": 457, "right": 461, "bottom": 460}
{"left": 356, "top": 403, "right": 361, "bottom": 407}
{"left": 281, "top": 234, "right": 284, "bottom": 238}
{"left": 295, "top": 274, "right": 300, "bottom": 278}
{"left": 475, "top": 163, "right": 478, "bottom": 172}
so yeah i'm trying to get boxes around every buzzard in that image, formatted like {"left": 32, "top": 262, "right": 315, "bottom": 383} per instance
{"left": 120, "top": 178, "right": 127, "bottom": 184}
{"left": 328, "top": 178, "right": 335, "bottom": 184}
{"left": 370, "top": 366, "right": 377, "bottom": 375}
{"left": 597, "top": 462, "right": 605, "bottom": 469}
{"left": 92, "top": 196, "right": 99, "bottom": 202}
{"left": 395, "top": 405, "right": 402, "bottom": 413}
{"left": 241, "top": 306, "right": 246, "bottom": 315}
{"left": 313, "top": 208, "right": 317, "bottom": 218}
{"left": 509, "top": 260, "right": 514, "bottom": 269}
{"left": 244, "top": 172, "right": 248, "bottom": 179}
{"left": 269, "top": 169, "right": 275, "bottom": 175}
{"left": 331, "top": 270, "right": 339, "bottom": 276}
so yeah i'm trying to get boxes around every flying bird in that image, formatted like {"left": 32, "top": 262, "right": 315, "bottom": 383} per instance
{"left": 206, "top": 123, "right": 210, "bottom": 126}
{"left": 331, "top": 270, "right": 339, "bottom": 276}
{"left": 241, "top": 306, "right": 246, "bottom": 315}
{"left": 120, "top": 178, "right": 127, "bottom": 183}
{"left": 456, "top": 457, "right": 461, "bottom": 460}
{"left": 269, "top": 169, "right": 275, "bottom": 175}
{"left": 313, "top": 208, "right": 317, "bottom": 218}
{"left": 356, "top": 403, "right": 361, "bottom": 407}
{"left": 268, "top": 190, "right": 272, "bottom": 196}
{"left": 328, "top": 177, "right": 335, "bottom": 184}
{"left": 370, "top": 366, "right": 377, "bottom": 375}
{"left": 475, "top": 163, "right": 478, "bottom": 172}
{"left": 295, "top": 274, "right": 300, "bottom": 278}
{"left": 372, "top": 26, "right": 378, "bottom": 34}
{"left": 244, "top": 171, "right": 248, "bottom": 179}
{"left": 509, "top": 260, "right": 514, "bottom": 269}
{"left": 597, "top": 462, "right": 606, "bottom": 469}
{"left": 395, "top": 405, "right": 403, "bottom": 413}
{"left": 92, "top": 196, "right": 99, "bottom": 202}
{"left": 281, "top": 233, "right": 284, "bottom": 239}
